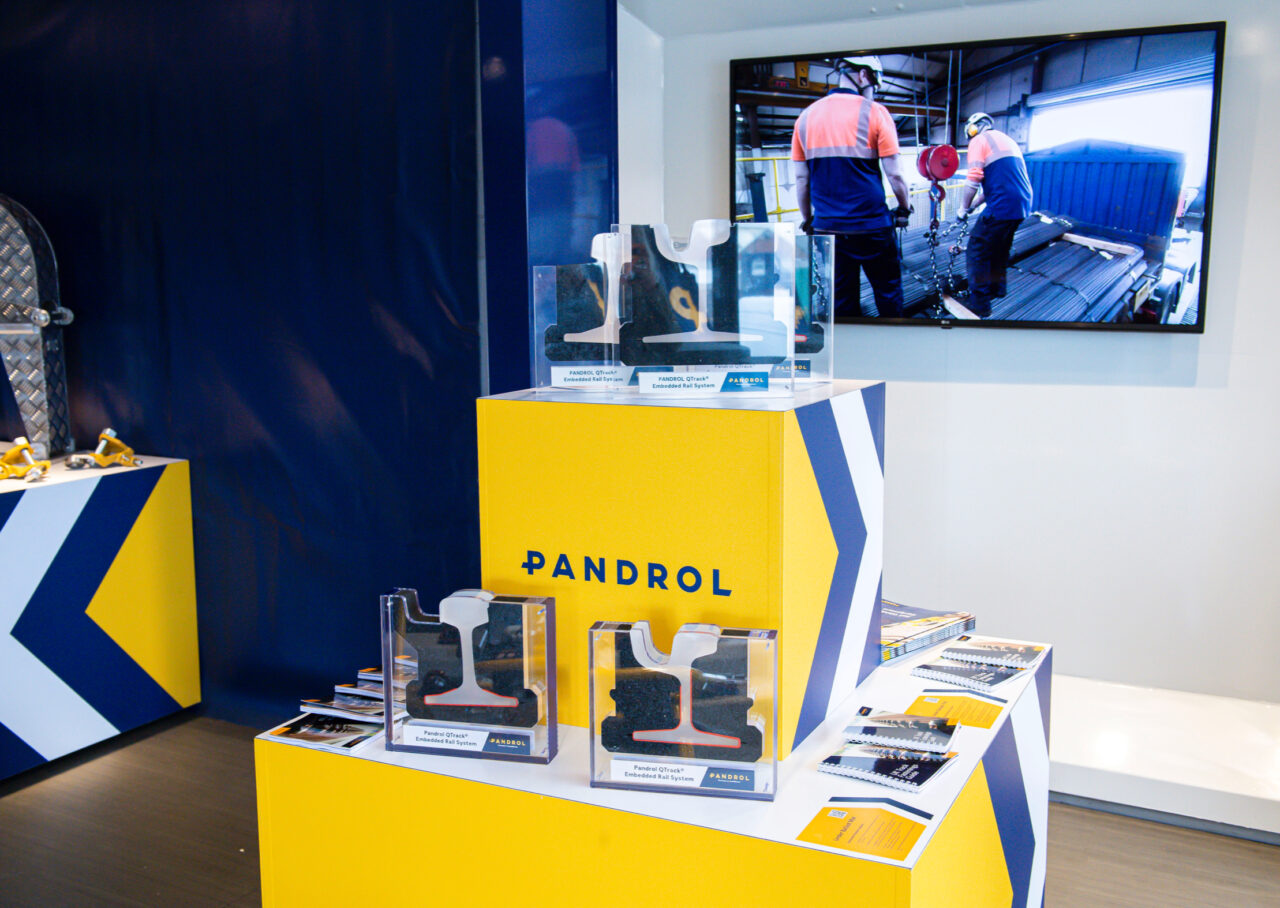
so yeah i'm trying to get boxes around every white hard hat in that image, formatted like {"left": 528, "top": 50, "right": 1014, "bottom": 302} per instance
{"left": 966, "top": 112, "right": 994, "bottom": 138}
{"left": 836, "top": 56, "right": 883, "bottom": 89}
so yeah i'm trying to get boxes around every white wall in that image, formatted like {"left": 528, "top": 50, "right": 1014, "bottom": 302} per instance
{"left": 632, "top": 2, "right": 1280, "bottom": 702}
{"left": 617, "top": 7, "right": 665, "bottom": 225}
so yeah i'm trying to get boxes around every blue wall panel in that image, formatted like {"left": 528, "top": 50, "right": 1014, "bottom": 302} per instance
{"left": 0, "top": 1, "right": 480, "bottom": 726}
{"left": 480, "top": 0, "right": 618, "bottom": 393}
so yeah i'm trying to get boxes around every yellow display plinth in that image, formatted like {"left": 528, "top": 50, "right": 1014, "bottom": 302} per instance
{"left": 0, "top": 457, "right": 200, "bottom": 780}
{"left": 478, "top": 381, "right": 885, "bottom": 756}
{"left": 255, "top": 644, "right": 1051, "bottom": 908}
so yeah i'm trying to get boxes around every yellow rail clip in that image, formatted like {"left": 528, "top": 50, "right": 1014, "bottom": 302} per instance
{"left": 1, "top": 437, "right": 52, "bottom": 481}
{"left": 66, "top": 428, "right": 144, "bottom": 470}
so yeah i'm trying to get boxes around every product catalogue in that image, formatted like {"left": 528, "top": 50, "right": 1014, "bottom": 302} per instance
{"left": 880, "top": 600, "right": 976, "bottom": 663}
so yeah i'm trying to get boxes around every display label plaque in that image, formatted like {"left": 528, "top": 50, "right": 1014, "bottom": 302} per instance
{"left": 402, "top": 725, "right": 532, "bottom": 755}
{"left": 550, "top": 366, "right": 630, "bottom": 390}
{"left": 638, "top": 371, "right": 772, "bottom": 393}
{"left": 610, "top": 758, "right": 755, "bottom": 791}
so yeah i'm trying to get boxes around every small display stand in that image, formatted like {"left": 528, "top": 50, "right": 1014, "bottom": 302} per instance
{"left": 589, "top": 620, "right": 777, "bottom": 800}
{"left": 531, "top": 220, "right": 833, "bottom": 395}
{"left": 0, "top": 456, "right": 200, "bottom": 781}
{"left": 380, "top": 588, "right": 556, "bottom": 764}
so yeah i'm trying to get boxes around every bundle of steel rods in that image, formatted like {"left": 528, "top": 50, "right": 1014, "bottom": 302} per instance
{"left": 989, "top": 239, "right": 1145, "bottom": 322}
{"left": 856, "top": 212, "right": 1076, "bottom": 317}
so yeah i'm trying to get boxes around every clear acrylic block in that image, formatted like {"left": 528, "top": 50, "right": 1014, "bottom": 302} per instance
{"left": 589, "top": 620, "right": 777, "bottom": 799}
{"left": 618, "top": 220, "right": 797, "bottom": 397}
{"left": 381, "top": 588, "right": 556, "bottom": 763}
{"left": 531, "top": 229, "right": 627, "bottom": 392}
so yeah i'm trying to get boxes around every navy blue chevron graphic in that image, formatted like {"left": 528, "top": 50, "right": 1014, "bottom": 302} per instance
{"left": 855, "top": 385, "right": 885, "bottom": 688}
{"left": 859, "top": 578, "right": 884, "bottom": 691}
{"left": 984, "top": 717, "right": 1035, "bottom": 908}
{"left": 11, "top": 468, "right": 180, "bottom": 732}
{"left": 862, "top": 383, "right": 886, "bottom": 474}
{"left": 1037, "top": 651, "right": 1052, "bottom": 748}
{"left": 0, "top": 488, "right": 22, "bottom": 533}
{"left": 0, "top": 720, "right": 45, "bottom": 777}
{"left": 793, "top": 400, "right": 868, "bottom": 749}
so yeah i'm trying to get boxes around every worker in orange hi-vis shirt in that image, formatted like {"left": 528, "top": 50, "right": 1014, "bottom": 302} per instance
{"left": 792, "top": 57, "right": 912, "bottom": 318}
{"left": 956, "top": 112, "right": 1034, "bottom": 318}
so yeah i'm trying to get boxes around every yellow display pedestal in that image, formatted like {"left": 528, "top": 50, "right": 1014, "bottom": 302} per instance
{"left": 0, "top": 457, "right": 201, "bottom": 779}
{"left": 478, "top": 381, "right": 885, "bottom": 757}
{"left": 256, "top": 643, "right": 1051, "bottom": 908}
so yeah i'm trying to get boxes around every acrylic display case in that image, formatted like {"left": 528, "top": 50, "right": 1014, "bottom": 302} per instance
{"left": 533, "top": 220, "right": 816, "bottom": 396}
{"left": 380, "top": 588, "right": 556, "bottom": 763}
{"left": 619, "top": 220, "right": 795, "bottom": 396}
{"left": 531, "top": 230, "right": 625, "bottom": 392}
{"left": 589, "top": 620, "right": 777, "bottom": 799}
{"left": 794, "top": 232, "right": 834, "bottom": 383}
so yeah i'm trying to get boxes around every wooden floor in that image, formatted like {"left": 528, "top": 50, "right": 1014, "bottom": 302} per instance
{"left": 0, "top": 714, "right": 260, "bottom": 907}
{"left": 1, "top": 715, "right": 1277, "bottom": 907}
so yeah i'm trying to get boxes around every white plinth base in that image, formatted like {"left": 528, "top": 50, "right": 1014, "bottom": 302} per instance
{"left": 1049, "top": 675, "right": 1280, "bottom": 836}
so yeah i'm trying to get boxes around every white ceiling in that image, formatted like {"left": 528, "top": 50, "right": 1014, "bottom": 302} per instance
{"left": 619, "top": 0, "right": 1026, "bottom": 38}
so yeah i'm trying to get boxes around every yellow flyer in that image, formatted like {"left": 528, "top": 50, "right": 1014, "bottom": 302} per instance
{"left": 798, "top": 805, "right": 925, "bottom": 861}
{"left": 907, "top": 694, "right": 1003, "bottom": 729}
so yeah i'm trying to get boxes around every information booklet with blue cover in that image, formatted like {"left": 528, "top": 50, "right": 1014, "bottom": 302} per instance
{"left": 818, "top": 743, "right": 957, "bottom": 791}
{"left": 910, "top": 660, "right": 1024, "bottom": 692}
{"left": 941, "top": 637, "right": 1046, "bottom": 669}
{"left": 842, "top": 708, "right": 958, "bottom": 754}
{"left": 880, "top": 599, "right": 976, "bottom": 663}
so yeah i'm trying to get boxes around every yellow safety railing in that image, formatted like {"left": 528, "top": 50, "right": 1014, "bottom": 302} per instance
{"left": 737, "top": 154, "right": 971, "bottom": 229}
{"left": 736, "top": 155, "right": 796, "bottom": 221}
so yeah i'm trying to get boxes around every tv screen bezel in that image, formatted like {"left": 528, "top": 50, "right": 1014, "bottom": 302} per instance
{"left": 729, "top": 20, "right": 1225, "bottom": 334}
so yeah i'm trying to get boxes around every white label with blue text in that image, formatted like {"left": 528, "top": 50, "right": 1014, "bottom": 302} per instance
{"left": 403, "top": 725, "right": 488, "bottom": 751}
{"left": 611, "top": 759, "right": 707, "bottom": 787}
{"left": 551, "top": 366, "right": 629, "bottom": 389}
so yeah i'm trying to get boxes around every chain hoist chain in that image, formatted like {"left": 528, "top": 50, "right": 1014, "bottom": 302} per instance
{"left": 928, "top": 235, "right": 942, "bottom": 298}
{"left": 943, "top": 218, "right": 970, "bottom": 293}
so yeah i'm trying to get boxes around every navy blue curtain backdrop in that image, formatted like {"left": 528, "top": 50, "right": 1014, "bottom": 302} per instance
{"left": 0, "top": 2, "right": 480, "bottom": 725}
{"left": 479, "top": 0, "right": 617, "bottom": 394}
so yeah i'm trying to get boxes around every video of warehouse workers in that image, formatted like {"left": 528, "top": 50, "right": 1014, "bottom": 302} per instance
{"left": 732, "top": 25, "right": 1220, "bottom": 326}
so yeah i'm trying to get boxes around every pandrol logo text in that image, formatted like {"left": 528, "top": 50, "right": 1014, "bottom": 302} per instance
{"left": 522, "top": 551, "right": 732, "bottom": 596}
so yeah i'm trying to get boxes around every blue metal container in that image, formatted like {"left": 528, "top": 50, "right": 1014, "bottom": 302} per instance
{"left": 1025, "top": 140, "right": 1185, "bottom": 252}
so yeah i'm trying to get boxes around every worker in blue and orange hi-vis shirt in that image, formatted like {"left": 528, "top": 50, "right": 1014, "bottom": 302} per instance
{"left": 792, "top": 57, "right": 912, "bottom": 318}
{"left": 956, "top": 112, "right": 1034, "bottom": 317}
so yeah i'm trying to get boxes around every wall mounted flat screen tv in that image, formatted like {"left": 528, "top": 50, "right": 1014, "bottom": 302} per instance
{"left": 731, "top": 22, "right": 1223, "bottom": 331}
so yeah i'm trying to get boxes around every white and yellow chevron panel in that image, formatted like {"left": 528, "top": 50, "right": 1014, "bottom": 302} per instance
{"left": 477, "top": 381, "right": 885, "bottom": 758}
{"left": 0, "top": 458, "right": 200, "bottom": 780}
{"left": 255, "top": 641, "right": 1051, "bottom": 907}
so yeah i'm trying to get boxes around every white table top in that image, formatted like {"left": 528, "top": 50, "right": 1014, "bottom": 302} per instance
{"left": 261, "top": 635, "right": 1050, "bottom": 869}
{"left": 0, "top": 452, "right": 180, "bottom": 493}
{"left": 484, "top": 379, "right": 882, "bottom": 413}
